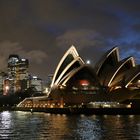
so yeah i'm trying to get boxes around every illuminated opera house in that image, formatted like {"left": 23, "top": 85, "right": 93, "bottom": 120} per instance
{"left": 17, "top": 46, "right": 140, "bottom": 109}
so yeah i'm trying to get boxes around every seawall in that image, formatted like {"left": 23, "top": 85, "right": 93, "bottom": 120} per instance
{"left": 15, "top": 107, "right": 140, "bottom": 115}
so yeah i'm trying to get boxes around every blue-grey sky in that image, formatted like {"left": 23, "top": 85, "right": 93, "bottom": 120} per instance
{"left": 0, "top": 0, "right": 140, "bottom": 79}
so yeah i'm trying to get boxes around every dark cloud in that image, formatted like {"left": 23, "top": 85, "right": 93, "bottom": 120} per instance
{"left": 0, "top": 0, "right": 139, "bottom": 79}
{"left": 56, "top": 29, "right": 103, "bottom": 50}
{"left": 0, "top": 40, "right": 47, "bottom": 76}
{"left": 132, "top": 24, "right": 140, "bottom": 33}
{"left": 117, "top": 42, "right": 140, "bottom": 64}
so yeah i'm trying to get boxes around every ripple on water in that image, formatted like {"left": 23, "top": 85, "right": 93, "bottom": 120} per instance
{"left": 0, "top": 112, "right": 140, "bottom": 140}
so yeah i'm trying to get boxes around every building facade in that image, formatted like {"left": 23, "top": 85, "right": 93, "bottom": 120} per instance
{"left": 29, "top": 76, "right": 43, "bottom": 93}
{"left": 7, "top": 54, "right": 29, "bottom": 93}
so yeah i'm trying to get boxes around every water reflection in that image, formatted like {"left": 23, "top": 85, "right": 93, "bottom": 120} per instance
{"left": 76, "top": 115, "right": 103, "bottom": 140}
{"left": 0, "top": 112, "right": 140, "bottom": 139}
{"left": 0, "top": 111, "right": 13, "bottom": 139}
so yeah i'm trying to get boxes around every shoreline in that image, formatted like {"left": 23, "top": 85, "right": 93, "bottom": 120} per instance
{"left": 13, "top": 107, "right": 140, "bottom": 115}
{"left": 1, "top": 106, "right": 140, "bottom": 115}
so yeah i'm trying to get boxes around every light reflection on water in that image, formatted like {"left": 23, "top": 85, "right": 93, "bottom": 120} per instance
{"left": 0, "top": 111, "right": 140, "bottom": 139}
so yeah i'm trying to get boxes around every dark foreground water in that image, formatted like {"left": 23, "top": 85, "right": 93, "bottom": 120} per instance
{"left": 0, "top": 111, "right": 140, "bottom": 140}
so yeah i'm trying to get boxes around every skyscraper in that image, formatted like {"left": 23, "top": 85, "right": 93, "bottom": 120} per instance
{"left": 7, "top": 54, "right": 29, "bottom": 93}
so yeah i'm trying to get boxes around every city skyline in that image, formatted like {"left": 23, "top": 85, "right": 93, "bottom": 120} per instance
{"left": 0, "top": 0, "right": 140, "bottom": 79}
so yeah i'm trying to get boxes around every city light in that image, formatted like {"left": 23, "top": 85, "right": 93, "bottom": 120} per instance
{"left": 45, "top": 87, "right": 49, "bottom": 93}
{"left": 5, "top": 86, "right": 9, "bottom": 91}
{"left": 33, "top": 76, "right": 38, "bottom": 79}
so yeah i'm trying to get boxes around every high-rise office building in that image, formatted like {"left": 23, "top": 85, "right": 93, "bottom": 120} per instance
{"left": 0, "top": 72, "right": 7, "bottom": 95}
{"left": 7, "top": 54, "right": 29, "bottom": 93}
{"left": 29, "top": 76, "right": 43, "bottom": 93}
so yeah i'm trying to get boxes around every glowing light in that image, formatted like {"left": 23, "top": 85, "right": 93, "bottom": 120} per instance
{"left": 86, "top": 60, "right": 91, "bottom": 64}
{"left": 4, "top": 85, "right": 10, "bottom": 95}
{"left": 21, "top": 59, "right": 26, "bottom": 61}
{"left": 5, "top": 86, "right": 9, "bottom": 90}
{"left": 80, "top": 80, "right": 89, "bottom": 86}
{"left": 127, "top": 104, "right": 131, "bottom": 108}
{"left": 45, "top": 87, "right": 49, "bottom": 93}
{"left": 33, "top": 76, "right": 37, "bottom": 79}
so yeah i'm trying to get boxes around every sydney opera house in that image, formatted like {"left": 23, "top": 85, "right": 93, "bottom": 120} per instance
{"left": 17, "top": 46, "right": 140, "bottom": 109}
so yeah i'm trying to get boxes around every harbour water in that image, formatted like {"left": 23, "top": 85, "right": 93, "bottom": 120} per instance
{"left": 0, "top": 111, "right": 140, "bottom": 140}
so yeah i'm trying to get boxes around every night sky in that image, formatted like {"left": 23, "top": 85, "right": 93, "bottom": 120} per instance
{"left": 0, "top": 0, "right": 140, "bottom": 80}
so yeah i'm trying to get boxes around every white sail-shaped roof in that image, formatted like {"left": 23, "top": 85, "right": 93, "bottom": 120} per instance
{"left": 95, "top": 47, "right": 119, "bottom": 76}
{"left": 61, "top": 65, "right": 100, "bottom": 87}
{"left": 125, "top": 65, "right": 140, "bottom": 88}
{"left": 107, "top": 57, "right": 135, "bottom": 87}
{"left": 54, "top": 57, "right": 84, "bottom": 85}
{"left": 125, "top": 72, "right": 140, "bottom": 88}
{"left": 51, "top": 45, "right": 80, "bottom": 87}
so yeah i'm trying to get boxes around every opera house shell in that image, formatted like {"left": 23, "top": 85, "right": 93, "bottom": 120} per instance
{"left": 48, "top": 46, "right": 140, "bottom": 106}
